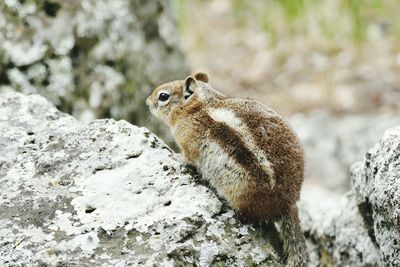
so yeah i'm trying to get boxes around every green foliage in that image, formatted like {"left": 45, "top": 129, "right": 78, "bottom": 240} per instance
{"left": 232, "top": 0, "right": 249, "bottom": 27}
{"left": 181, "top": 0, "right": 400, "bottom": 46}
{"left": 344, "top": 0, "right": 365, "bottom": 42}
{"left": 277, "top": 0, "right": 306, "bottom": 20}
{"left": 173, "top": 0, "right": 186, "bottom": 31}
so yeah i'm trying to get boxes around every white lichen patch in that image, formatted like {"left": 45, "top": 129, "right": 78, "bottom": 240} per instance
{"left": 250, "top": 246, "right": 268, "bottom": 265}
{"left": 65, "top": 232, "right": 100, "bottom": 255}
{"left": 199, "top": 241, "right": 219, "bottom": 267}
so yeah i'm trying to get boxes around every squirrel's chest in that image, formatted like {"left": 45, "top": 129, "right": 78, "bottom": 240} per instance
{"left": 173, "top": 121, "right": 207, "bottom": 165}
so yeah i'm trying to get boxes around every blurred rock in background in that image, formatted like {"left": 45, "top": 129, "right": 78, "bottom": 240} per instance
{"left": 290, "top": 112, "right": 400, "bottom": 192}
{"left": 0, "top": 0, "right": 188, "bottom": 140}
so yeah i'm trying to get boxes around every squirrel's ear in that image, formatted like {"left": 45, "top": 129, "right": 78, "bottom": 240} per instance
{"left": 194, "top": 72, "right": 209, "bottom": 83}
{"left": 184, "top": 76, "right": 197, "bottom": 100}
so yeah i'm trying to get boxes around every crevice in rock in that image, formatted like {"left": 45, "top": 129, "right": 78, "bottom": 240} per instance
{"left": 43, "top": 1, "right": 61, "bottom": 17}
{"left": 85, "top": 206, "right": 96, "bottom": 214}
{"left": 126, "top": 151, "right": 142, "bottom": 159}
{"left": 357, "top": 198, "right": 378, "bottom": 247}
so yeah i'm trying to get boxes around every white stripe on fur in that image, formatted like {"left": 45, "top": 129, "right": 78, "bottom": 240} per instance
{"left": 207, "top": 108, "right": 275, "bottom": 188}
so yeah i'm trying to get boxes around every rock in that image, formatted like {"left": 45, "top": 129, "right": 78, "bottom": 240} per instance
{"left": 299, "top": 186, "right": 381, "bottom": 266}
{"left": 291, "top": 111, "right": 400, "bottom": 192}
{"left": 0, "top": 91, "right": 280, "bottom": 266}
{"left": 351, "top": 126, "right": 400, "bottom": 266}
{"left": 300, "top": 125, "right": 400, "bottom": 267}
{"left": 0, "top": 0, "right": 188, "bottom": 129}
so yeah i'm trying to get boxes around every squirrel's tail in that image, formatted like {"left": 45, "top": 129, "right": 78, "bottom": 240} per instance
{"left": 278, "top": 206, "right": 309, "bottom": 267}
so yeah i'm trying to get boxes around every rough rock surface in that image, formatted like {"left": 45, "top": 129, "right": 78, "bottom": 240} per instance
{"left": 0, "top": 0, "right": 188, "bottom": 127}
{"left": 300, "top": 187, "right": 381, "bottom": 266}
{"left": 0, "top": 92, "right": 280, "bottom": 266}
{"left": 351, "top": 126, "right": 400, "bottom": 266}
{"left": 300, "top": 124, "right": 400, "bottom": 267}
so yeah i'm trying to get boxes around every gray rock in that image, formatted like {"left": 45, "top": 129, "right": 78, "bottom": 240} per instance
{"left": 0, "top": 0, "right": 188, "bottom": 130}
{"left": 300, "top": 124, "right": 400, "bottom": 266}
{"left": 299, "top": 187, "right": 381, "bottom": 266}
{"left": 0, "top": 91, "right": 279, "bottom": 266}
{"left": 351, "top": 126, "right": 400, "bottom": 266}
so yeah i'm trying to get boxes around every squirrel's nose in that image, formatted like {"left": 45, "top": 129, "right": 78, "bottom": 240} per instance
{"left": 145, "top": 97, "right": 150, "bottom": 106}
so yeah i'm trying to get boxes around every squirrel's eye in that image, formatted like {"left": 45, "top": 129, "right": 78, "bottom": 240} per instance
{"left": 158, "top": 93, "right": 170, "bottom": 102}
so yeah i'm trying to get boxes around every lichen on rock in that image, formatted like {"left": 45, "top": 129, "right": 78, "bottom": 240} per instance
{"left": 300, "top": 125, "right": 400, "bottom": 267}
{"left": 351, "top": 126, "right": 400, "bottom": 267}
{"left": 0, "top": 91, "right": 280, "bottom": 266}
{"left": 0, "top": 0, "right": 188, "bottom": 129}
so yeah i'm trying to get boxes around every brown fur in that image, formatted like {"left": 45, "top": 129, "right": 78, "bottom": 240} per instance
{"left": 220, "top": 101, "right": 304, "bottom": 220}
{"left": 146, "top": 73, "right": 309, "bottom": 266}
{"left": 197, "top": 109, "right": 294, "bottom": 221}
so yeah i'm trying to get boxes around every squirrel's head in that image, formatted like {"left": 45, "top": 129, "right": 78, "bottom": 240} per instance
{"left": 146, "top": 72, "right": 224, "bottom": 125}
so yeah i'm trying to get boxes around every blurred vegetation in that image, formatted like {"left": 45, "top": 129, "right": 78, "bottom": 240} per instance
{"left": 263, "top": 0, "right": 396, "bottom": 43}
{"left": 174, "top": 0, "right": 400, "bottom": 45}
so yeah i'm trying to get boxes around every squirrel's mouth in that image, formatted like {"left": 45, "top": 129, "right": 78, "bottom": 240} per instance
{"left": 147, "top": 104, "right": 158, "bottom": 118}
{"left": 145, "top": 97, "right": 151, "bottom": 107}
{"left": 147, "top": 104, "right": 154, "bottom": 114}
{"left": 146, "top": 98, "right": 157, "bottom": 114}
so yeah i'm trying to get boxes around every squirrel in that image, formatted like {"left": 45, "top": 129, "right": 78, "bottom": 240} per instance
{"left": 146, "top": 72, "right": 309, "bottom": 266}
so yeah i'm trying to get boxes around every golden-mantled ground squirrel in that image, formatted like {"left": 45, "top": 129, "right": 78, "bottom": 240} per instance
{"left": 146, "top": 73, "right": 309, "bottom": 266}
